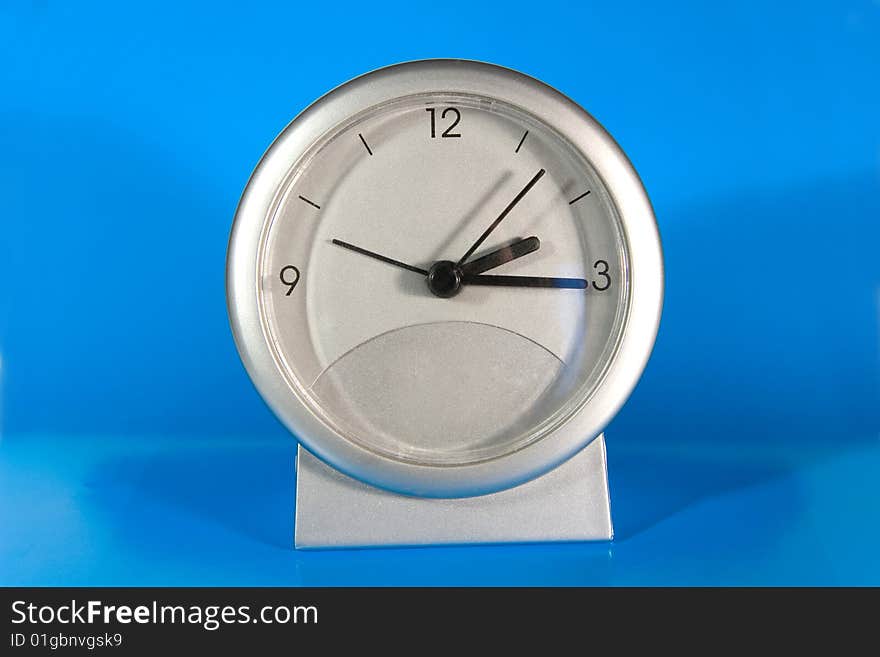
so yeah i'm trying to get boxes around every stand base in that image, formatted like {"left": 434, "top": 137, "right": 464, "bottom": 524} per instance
{"left": 294, "top": 435, "right": 612, "bottom": 549}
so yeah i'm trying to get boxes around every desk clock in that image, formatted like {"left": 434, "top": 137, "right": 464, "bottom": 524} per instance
{"left": 227, "top": 60, "right": 663, "bottom": 548}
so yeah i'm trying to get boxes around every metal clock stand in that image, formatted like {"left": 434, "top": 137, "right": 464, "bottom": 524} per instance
{"left": 294, "top": 436, "right": 612, "bottom": 549}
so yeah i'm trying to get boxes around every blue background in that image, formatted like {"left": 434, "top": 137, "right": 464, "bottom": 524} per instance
{"left": 1, "top": 1, "right": 878, "bottom": 585}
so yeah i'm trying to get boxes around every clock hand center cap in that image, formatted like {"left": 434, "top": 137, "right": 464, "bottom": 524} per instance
{"left": 426, "top": 260, "right": 463, "bottom": 298}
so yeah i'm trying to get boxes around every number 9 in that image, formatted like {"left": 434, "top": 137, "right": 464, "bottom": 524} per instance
{"left": 280, "top": 265, "right": 301, "bottom": 296}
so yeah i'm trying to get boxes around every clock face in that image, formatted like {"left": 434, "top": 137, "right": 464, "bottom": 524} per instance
{"left": 228, "top": 61, "right": 663, "bottom": 496}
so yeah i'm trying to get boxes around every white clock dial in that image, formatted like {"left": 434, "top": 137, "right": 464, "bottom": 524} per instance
{"left": 263, "top": 93, "right": 626, "bottom": 466}
{"left": 228, "top": 61, "right": 663, "bottom": 496}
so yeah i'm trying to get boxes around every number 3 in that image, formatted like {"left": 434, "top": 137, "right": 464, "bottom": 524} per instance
{"left": 592, "top": 260, "right": 611, "bottom": 291}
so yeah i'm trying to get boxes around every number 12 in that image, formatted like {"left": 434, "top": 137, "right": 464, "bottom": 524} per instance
{"left": 426, "top": 107, "right": 461, "bottom": 138}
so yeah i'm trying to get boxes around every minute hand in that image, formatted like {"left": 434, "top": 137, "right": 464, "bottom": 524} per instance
{"left": 464, "top": 274, "right": 587, "bottom": 289}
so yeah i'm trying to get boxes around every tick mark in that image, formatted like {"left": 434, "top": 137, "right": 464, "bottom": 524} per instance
{"left": 358, "top": 132, "right": 373, "bottom": 156}
{"left": 568, "top": 190, "right": 591, "bottom": 205}
{"left": 298, "top": 195, "right": 321, "bottom": 210}
{"left": 514, "top": 130, "right": 529, "bottom": 154}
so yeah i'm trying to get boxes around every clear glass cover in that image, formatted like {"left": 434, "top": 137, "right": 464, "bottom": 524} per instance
{"left": 259, "top": 93, "right": 629, "bottom": 466}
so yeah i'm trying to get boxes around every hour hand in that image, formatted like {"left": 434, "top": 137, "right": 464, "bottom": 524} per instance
{"left": 458, "top": 236, "right": 540, "bottom": 277}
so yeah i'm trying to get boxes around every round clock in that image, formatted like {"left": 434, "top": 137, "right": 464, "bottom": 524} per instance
{"left": 227, "top": 60, "right": 663, "bottom": 498}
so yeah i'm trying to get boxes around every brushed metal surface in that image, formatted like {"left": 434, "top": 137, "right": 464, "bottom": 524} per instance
{"left": 294, "top": 434, "right": 612, "bottom": 548}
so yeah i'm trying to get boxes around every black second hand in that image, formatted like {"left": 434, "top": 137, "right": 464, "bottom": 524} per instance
{"left": 330, "top": 239, "right": 428, "bottom": 275}
{"left": 457, "top": 169, "right": 545, "bottom": 266}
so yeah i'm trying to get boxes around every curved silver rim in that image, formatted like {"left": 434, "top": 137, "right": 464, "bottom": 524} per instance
{"left": 227, "top": 59, "right": 664, "bottom": 498}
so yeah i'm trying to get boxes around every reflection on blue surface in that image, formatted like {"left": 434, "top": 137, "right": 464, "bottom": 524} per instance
{"left": 2, "top": 434, "right": 879, "bottom": 585}
{"left": 0, "top": 1, "right": 878, "bottom": 584}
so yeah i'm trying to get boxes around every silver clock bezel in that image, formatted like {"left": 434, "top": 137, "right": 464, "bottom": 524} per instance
{"left": 226, "top": 59, "right": 663, "bottom": 498}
